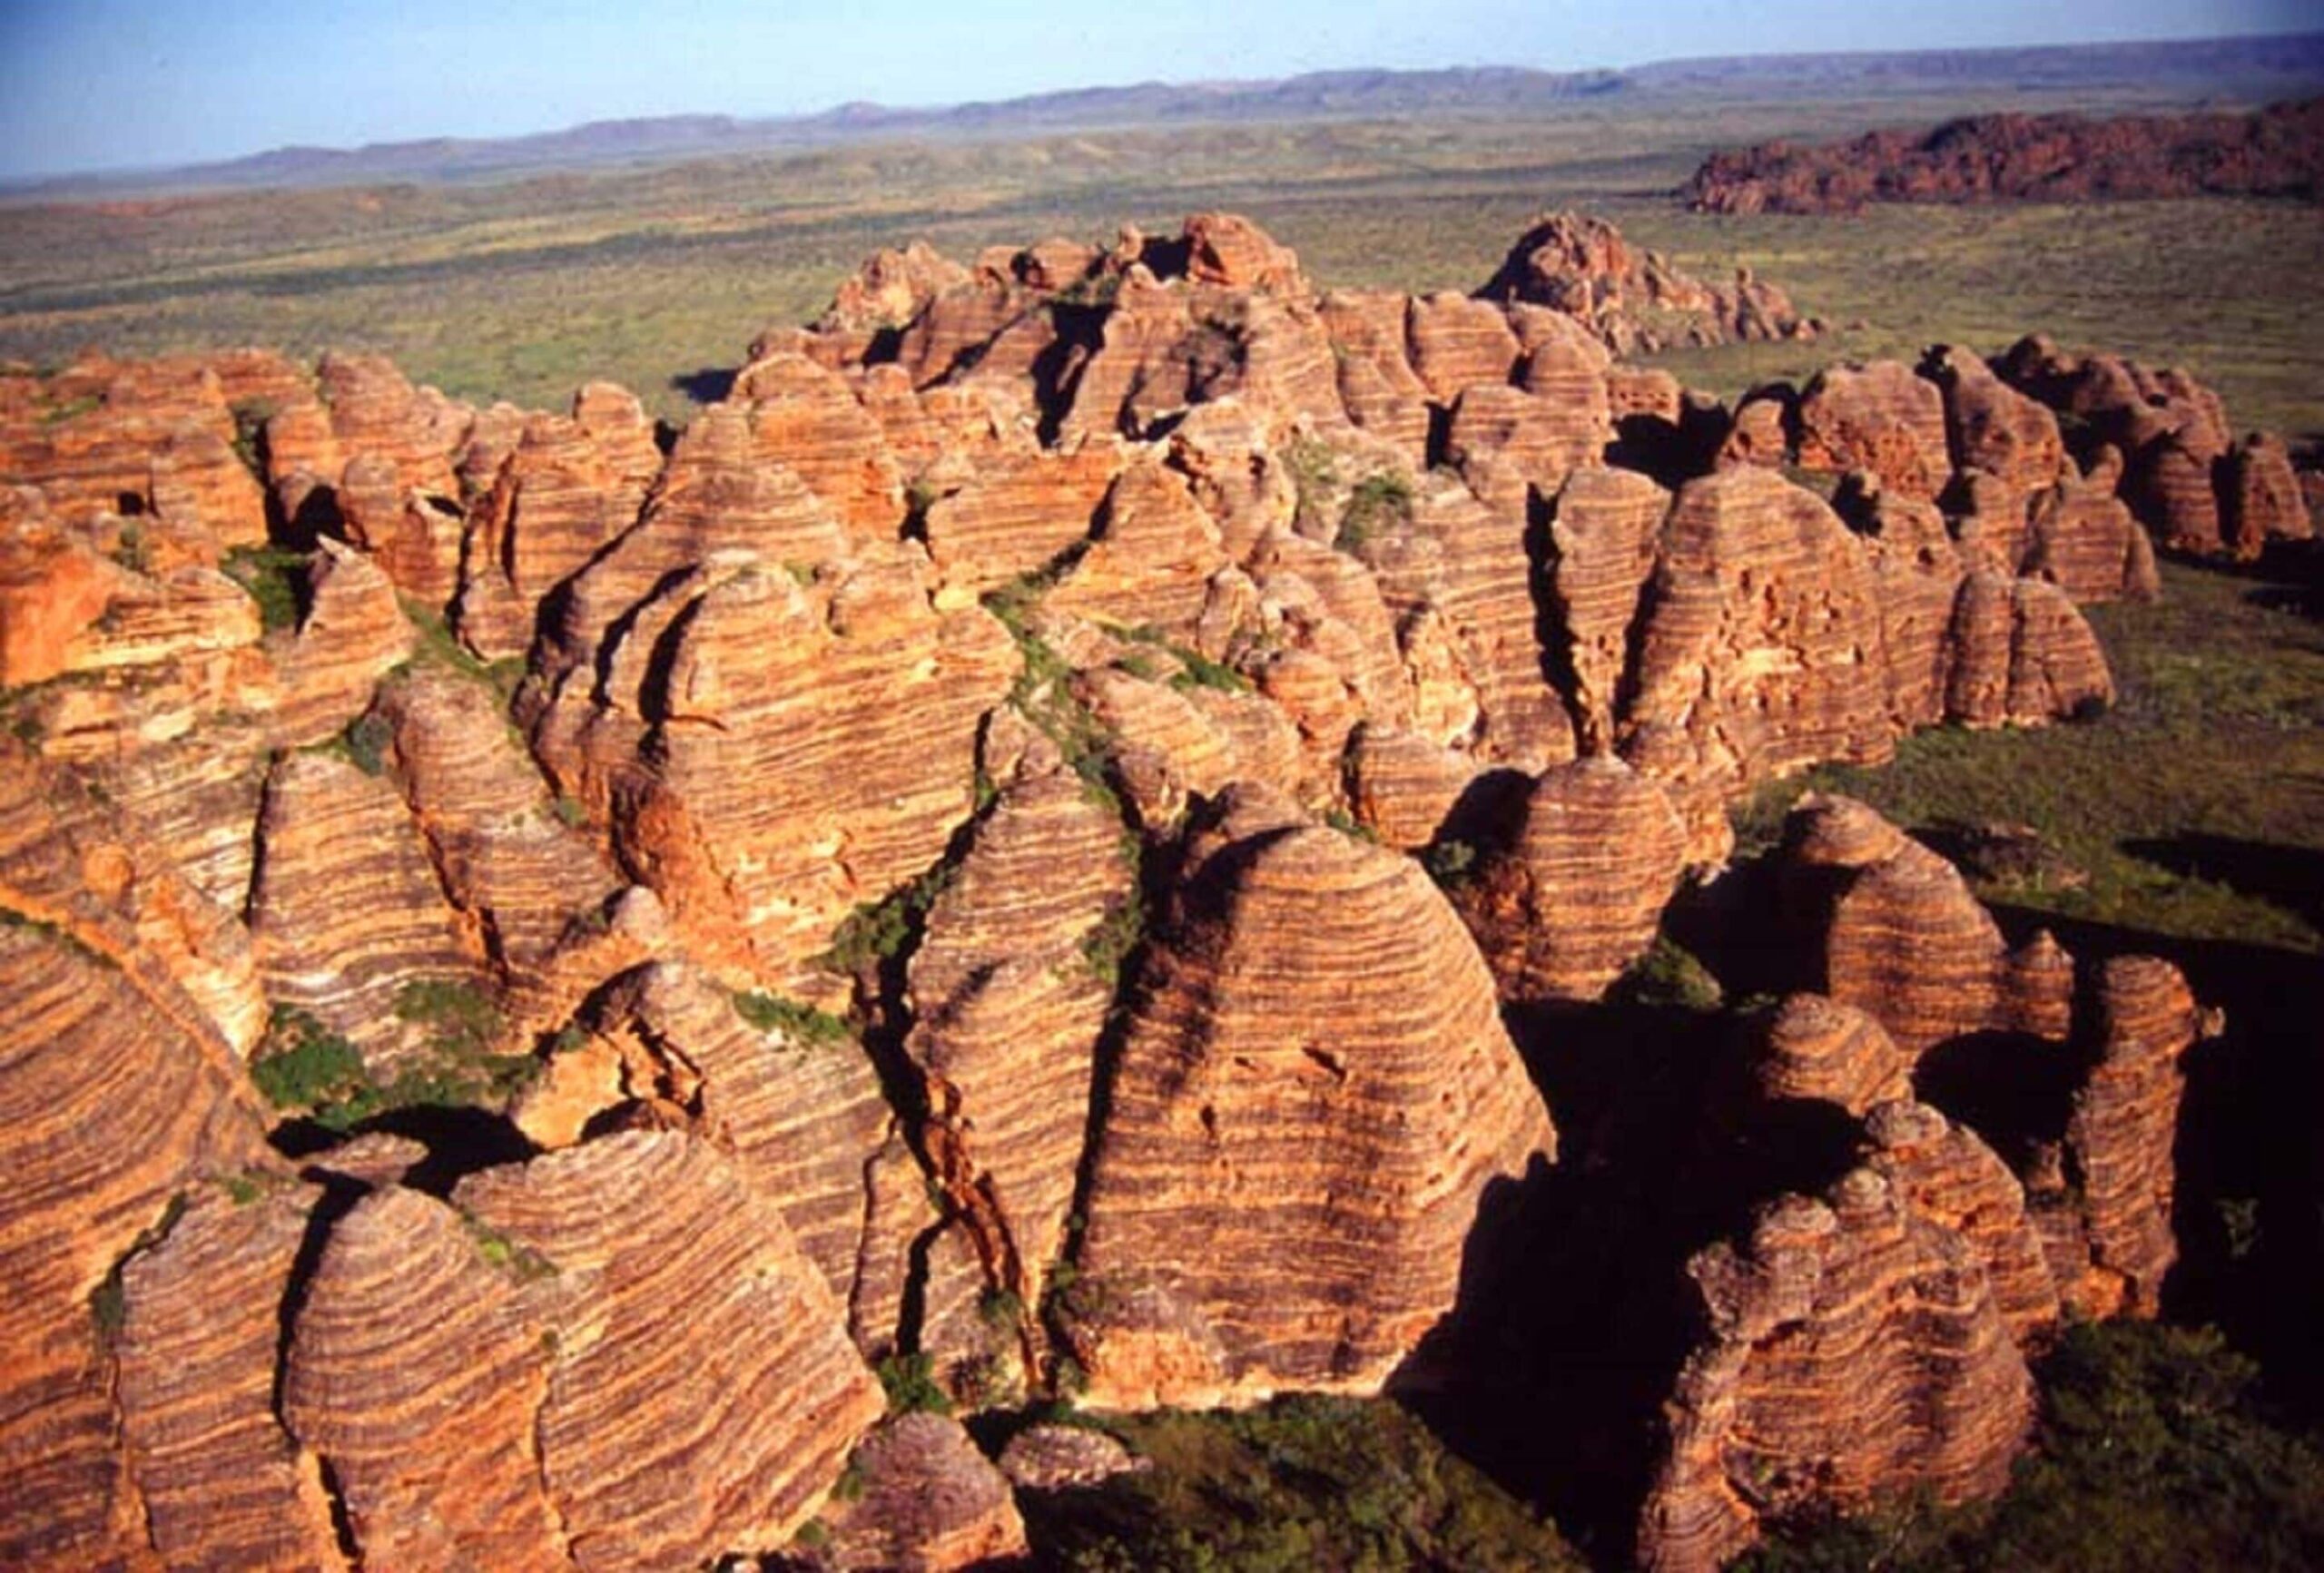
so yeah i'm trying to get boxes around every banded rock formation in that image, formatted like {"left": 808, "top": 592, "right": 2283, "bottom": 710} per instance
{"left": 1454, "top": 755, "right": 1689, "bottom": 1002}
{"left": 1768, "top": 795, "right": 2202, "bottom": 1321}
{"left": 0, "top": 208, "right": 2230, "bottom": 1564}
{"left": 1478, "top": 211, "right": 1821, "bottom": 353}
{"left": 1638, "top": 1166, "right": 2037, "bottom": 1572}
{"left": 1066, "top": 793, "right": 1555, "bottom": 1408}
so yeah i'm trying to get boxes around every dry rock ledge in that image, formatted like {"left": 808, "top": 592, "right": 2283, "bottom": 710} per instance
{"left": 0, "top": 210, "right": 2221, "bottom": 1568}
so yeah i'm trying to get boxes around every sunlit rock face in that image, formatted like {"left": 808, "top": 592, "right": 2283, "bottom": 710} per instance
{"left": 0, "top": 208, "right": 2230, "bottom": 1565}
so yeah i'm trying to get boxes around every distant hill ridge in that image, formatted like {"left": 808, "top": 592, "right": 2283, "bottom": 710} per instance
{"left": 19, "top": 31, "right": 2324, "bottom": 197}
{"left": 1687, "top": 96, "right": 2324, "bottom": 212}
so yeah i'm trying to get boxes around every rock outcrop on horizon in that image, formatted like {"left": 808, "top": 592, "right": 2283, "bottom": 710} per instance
{"left": 0, "top": 209, "right": 2227, "bottom": 1567}
{"left": 1478, "top": 211, "right": 1821, "bottom": 354}
{"left": 1687, "top": 97, "right": 2324, "bottom": 214}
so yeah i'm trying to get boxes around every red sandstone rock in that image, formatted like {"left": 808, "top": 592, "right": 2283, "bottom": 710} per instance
{"left": 1687, "top": 99, "right": 2324, "bottom": 213}
{"left": 1794, "top": 361, "right": 1950, "bottom": 500}
{"left": 1480, "top": 211, "right": 1816, "bottom": 353}
{"left": 1454, "top": 756, "right": 1688, "bottom": 1002}
{"left": 1068, "top": 803, "right": 1554, "bottom": 1407}
{"left": 1638, "top": 1170, "right": 2035, "bottom": 1572}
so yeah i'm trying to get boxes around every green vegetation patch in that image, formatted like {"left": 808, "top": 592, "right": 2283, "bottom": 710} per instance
{"left": 1337, "top": 469, "right": 1413, "bottom": 554}
{"left": 983, "top": 571, "right": 1124, "bottom": 815}
{"left": 732, "top": 989, "right": 853, "bottom": 1047}
{"left": 89, "top": 1192, "right": 189, "bottom": 1348}
{"left": 249, "top": 1007, "right": 370, "bottom": 1111}
{"left": 222, "top": 546, "right": 308, "bottom": 634}
{"left": 0, "top": 904, "right": 115, "bottom": 969}
{"left": 227, "top": 398, "right": 274, "bottom": 479}
{"left": 396, "top": 595, "right": 528, "bottom": 703}
{"left": 251, "top": 984, "right": 535, "bottom": 1132}
{"left": 462, "top": 1214, "right": 559, "bottom": 1283}
{"left": 1113, "top": 623, "right": 1251, "bottom": 695}
{"left": 1610, "top": 933, "right": 1726, "bottom": 1012}
{"left": 874, "top": 1351, "right": 956, "bottom": 1417}
{"left": 1020, "top": 1392, "right": 1587, "bottom": 1572}
{"left": 821, "top": 860, "right": 958, "bottom": 974}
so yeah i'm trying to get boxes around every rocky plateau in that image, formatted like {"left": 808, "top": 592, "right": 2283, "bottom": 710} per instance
{"left": 0, "top": 209, "right": 2240, "bottom": 1568}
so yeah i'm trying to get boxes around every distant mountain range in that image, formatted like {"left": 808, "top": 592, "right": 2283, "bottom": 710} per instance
{"left": 18, "top": 33, "right": 2324, "bottom": 198}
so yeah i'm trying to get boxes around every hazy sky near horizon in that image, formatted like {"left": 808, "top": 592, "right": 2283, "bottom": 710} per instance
{"left": 0, "top": 0, "right": 2311, "bottom": 179}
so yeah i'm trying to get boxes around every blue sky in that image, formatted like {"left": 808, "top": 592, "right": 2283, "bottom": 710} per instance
{"left": 0, "top": 0, "right": 2311, "bottom": 179}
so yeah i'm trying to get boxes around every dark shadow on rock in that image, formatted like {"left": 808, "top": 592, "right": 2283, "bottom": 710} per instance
{"left": 269, "top": 1105, "right": 535, "bottom": 1195}
{"left": 360, "top": 1105, "right": 537, "bottom": 1194}
{"left": 667, "top": 366, "right": 736, "bottom": 406}
{"left": 2122, "top": 833, "right": 2324, "bottom": 935}
{"left": 1431, "top": 766, "right": 1534, "bottom": 859}
{"left": 1388, "top": 997, "right": 1858, "bottom": 1568}
{"left": 1915, "top": 1028, "right": 2084, "bottom": 1174}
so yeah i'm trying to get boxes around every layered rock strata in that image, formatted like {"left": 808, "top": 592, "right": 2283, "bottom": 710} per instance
{"left": 1067, "top": 797, "right": 1555, "bottom": 1407}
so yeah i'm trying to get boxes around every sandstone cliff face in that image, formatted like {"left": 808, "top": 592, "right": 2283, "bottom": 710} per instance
{"left": 116, "top": 1185, "right": 346, "bottom": 1571}
{"left": 283, "top": 1134, "right": 887, "bottom": 1573}
{"left": 1768, "top": 796, "right": 2204, "bottom": 1332}
{"left": 451, "top": 1132, "right": 887, "bottom": 1568}
{"left": 559, "top": 961, "right": 892, "bottom": 1309}
{"left": 1067, "top": 803, "right": 1554, "bottom": 1408}
{"left": 606, "top": 550, "right": 1015, "bottom": 984}
{"left": 1454, "top": 756, "right": 1688, "bottom": 1002}
{"left": 1622, "top": 467, "right": 1895, "bottom": 856}
{"left": 804, "top": 1413, "right": 1030, "bottom": 1571}
{"left": 1994, "top": 333, "right": 2310, "bottom": 563}
{"left": 247, "top": 750, "right": 488, "bottom": 1073}
{"left": 1794, "top": 360, "right": 1952, "bottom": 500}
{"left": 1748, "top": 993, "right": 1914, "bottom": 1116}
{"left": 906, "top": 767, "right": 1133, "bottom": 1319}
{"left": 1638, "top": 1169, "right": 2037, "bottom": 1573}
{"left": 1781, "top": 794, "right": 2068, "bottom": 1054}
{"left": 2057, "top": 958, "right": 2200, "bottom": 1319}
{"left": 0, "top": 923, "right": 272, "bottom": 1568}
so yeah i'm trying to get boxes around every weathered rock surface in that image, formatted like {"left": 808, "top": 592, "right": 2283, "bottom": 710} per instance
{"left": 1455, "top": 756, "right": 1688, "bottom": 1002}
{"left": 1480, "top": 210, "right": 1818, "bottom": 352}
{"left": 2056, "top": 957, "right": 2199, "bottom": 1319}
{"left": 0, "top": 208, "right": 2233, "bottom": 1566}
{"left": 907, "top": 767, "right": 1133, "bottom": 1314}
{"left": 452, "top": 1133, "right": 886, "bottom": 1568}
{"left": 547, "top": 960, "right": 892, "bottom": 1311}
{"left": 0, "top": 920, "right": 271, "bottom": 1568}
{"left": 1638, "top": 1170, "right": 2036, "bottom": 1573}
{"left": 801, "top": 1413, "right": 1029, "bottom": 1571}
{"left": 1543, "top": 466, "right": 1669, "bottom": 751}
{"left": 116, "top": 1185, "right": 345, "bottom": 1571}
{"left": 281, "top": 1185, "right": 572, "bottom": 1571}
{"left": 1748, "top": 993, "right": 1914, "bottom": 1116}
{"left": 606, "top": 550, "right": 1014, "bottom": 982}
{"left": 1768, "top": 797, "right": 2201, "bottom": 1328}
{"left": 1068, "top": 802, "right": 1554, "bottom": 1407}
{"left": 1622, "top": 467, "right": 1894, "bottom": 851}
{"left": 1794, "top": 360, "right": 1951, "bottom": 500}
{"left": 1779, "top": 794, "right": 2068, "bottom": 1054}
{"left": 247, "top": 750, "right": 486, "bottom": 1072}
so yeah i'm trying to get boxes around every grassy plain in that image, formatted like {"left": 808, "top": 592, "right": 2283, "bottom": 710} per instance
{"left": 3, "top": 84, "right": 2319, "bottom": 435}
